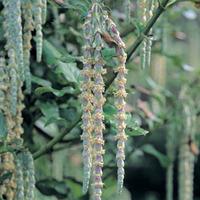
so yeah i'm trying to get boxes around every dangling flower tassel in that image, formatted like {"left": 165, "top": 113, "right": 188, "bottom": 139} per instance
{"left": 92, "top": 32, "right": 106, "bottom": 200}
{"left": 81, "top": 10, "right": 95, "bottom": 194}
{"left": 138, "top": 0, "right": 148, "bottom": 69}
{"left": 33, "top": 0, "right": 43, "bottom": 62}
{"left": 105, "top": 16, "right": 127, "bottom": 193}
{"left": 145, "top": 0, "right": 156, "bottom": 68}
{"left": 22, "top": 0, "right": 34, "bottom": 93}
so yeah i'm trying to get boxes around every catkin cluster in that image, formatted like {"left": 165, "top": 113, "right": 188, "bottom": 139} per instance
{"left": 2, "top": 0, "right": 47, "bottom": 94}
{"left": 15, "top": 151, "right": 36, "bottom": 200}
{"left": 81, "top": 2, "right": 127, "bottom": 199}
{"left": 0, "top": 0, "right": 47, "bottom": 198}
{"left": 138, "top": 0, "right": 156, "bottom": 69}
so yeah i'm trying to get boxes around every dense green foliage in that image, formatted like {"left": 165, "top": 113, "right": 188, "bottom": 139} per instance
{"left": 0, "top": 0, "right": 199, "bottom": 200}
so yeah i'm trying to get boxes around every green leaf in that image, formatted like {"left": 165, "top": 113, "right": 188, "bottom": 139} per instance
{"left": 43, "top": 40, "right": 62, "bottom": 66}
{"left": 55, "top": 61, "right": 80, "bottom": 84}
{"left": 104, "top": 103, "right": 117, "bottom": 116}
{"left": 63, "top": 0, "right": 89, "bottom": 16}
{"left": 35, "top": 86, "right": 78, "bottom": 97}
{"left": 142, "top": 144, "right": 170, "bottom": 168}
{"left": 102, "top": 48, "right": 116, "bottom": 61}
{"left": 38, "top": 101, "right": 65, "bottom": 126}
{"left": 36, "top": 178, "right": 69, "bottom": 198}
{"left": 126, "top": 114, "right": 149, "bottom": 136}
{"left": 43, "top": 40, "right": 81, "bottom": 66}
{"left": 0, "top": 112, "right": 7, "bottom": 140}
{"left": 32, "top": 75, "right": 52, "bottom": 87}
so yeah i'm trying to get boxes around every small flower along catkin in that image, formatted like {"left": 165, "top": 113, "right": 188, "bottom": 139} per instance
{"left": 81, "top": 1, "right": 127, "bottom": 198}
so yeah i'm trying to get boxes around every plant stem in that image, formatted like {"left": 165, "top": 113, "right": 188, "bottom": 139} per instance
{"left": 33, "top": 120, "right": 80, "bottom": 159}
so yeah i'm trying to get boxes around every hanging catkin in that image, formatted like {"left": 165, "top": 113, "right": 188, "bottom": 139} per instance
{"left": 81, "top": 1, "right": 128, "bottom": 197}
{"left": 0, "top": 56, "right": 8, "bottom": 111}
{"left": 138, "top": 0, "right": 148, "bottom": 69}
{"left": 0, "top": 153, "right": 16, "bottom": 200}
{"left": 178, "top": 101, "right": 196, "bottom": 200}
{"left": 22, "top": 150, "right": 36, "bottom": 200}
{"left": 3, "top": 0, "right": 24, "bottom": 81}
{"left": 41, "top": 0, "right": 47, "bottom": 24}
{"left": 125, "top": 0, "right": 131, "bottom": 23}
{"left": 81, "top": 10, "right": 94, "bottom": 193}
{"left": 92, "top": 25, "right": 106, "bottom": 200}
{"left": 15, "top": 154, "right": 25, "bottom": 200}
{"left": 33, "top": 0, "right": 43, "bottom": 62}
{"left": 8, "top": 50, "right": 18, "bottom": 116}
{"left": 22, "top": 0, "right": 34, "bottom": 93}
{"left": 145, "top": 0, "right": 156, "bottom": 68}
{"left": 166, "top": 127, "right": 176, "bottom": 200}
{"left": 105, "top": 16, "right": 127, "bottom": 193}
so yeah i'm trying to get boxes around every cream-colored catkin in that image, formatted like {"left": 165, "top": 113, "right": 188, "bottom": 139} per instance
{"left": 8, "top": 50, "right": 18, "bottom": 117}
{"left": 41, "top": 0, "right": 47, "bottom": 24}
{"left": 105, "top": 16, "right": 127, "bottom": 193}
{"left": 125, "top": 0, "right": 131, "bottom": 23}
{"left": 22, "top": 0, "right": 34, "bottom": 93}
{"left": 81, "top": 11, "right": 95, "bottom": 194}
{"left": 91, "top": 4, "right": 106, "bottom": 200}
{"left": 23, "top": 151, "right": 35, "bottom": 200}
{"left": 178, "top": 140, "right": 195, "bottom": 200}
{"left": 0, "top": 153, "right": 16, "bottom": 200}
{"left": 3, "top": 0, "right": 24, "bottom": 81}
{"left": 178, "top": 103, "right": 196, "bottom": 200}
{"left": 138, "top": 0, "right": 148, "bottom": 69}
{"left": 92, "top": 34, "right": 106, "bottom": 200}
{"left": 166, "top": 128, "right": 176, "bottom": 200}
{"left": 145, "top": 0, "right": 156, "bottom": 68}
{"left": 15, "top": 154, "right": 25, "bottom": 200}
{"left": 33, "top": 0, "right": 43, "bottom": 62}
{"left": 0, "top": 57, "right": 8, "bottom": 111}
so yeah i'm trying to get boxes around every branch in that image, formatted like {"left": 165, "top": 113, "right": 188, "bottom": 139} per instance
{"left": 33, "top": 119, "right": 80, "bottom": 159}
{"left": 33, "top": 0, "right": 171, "bottom": 160}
